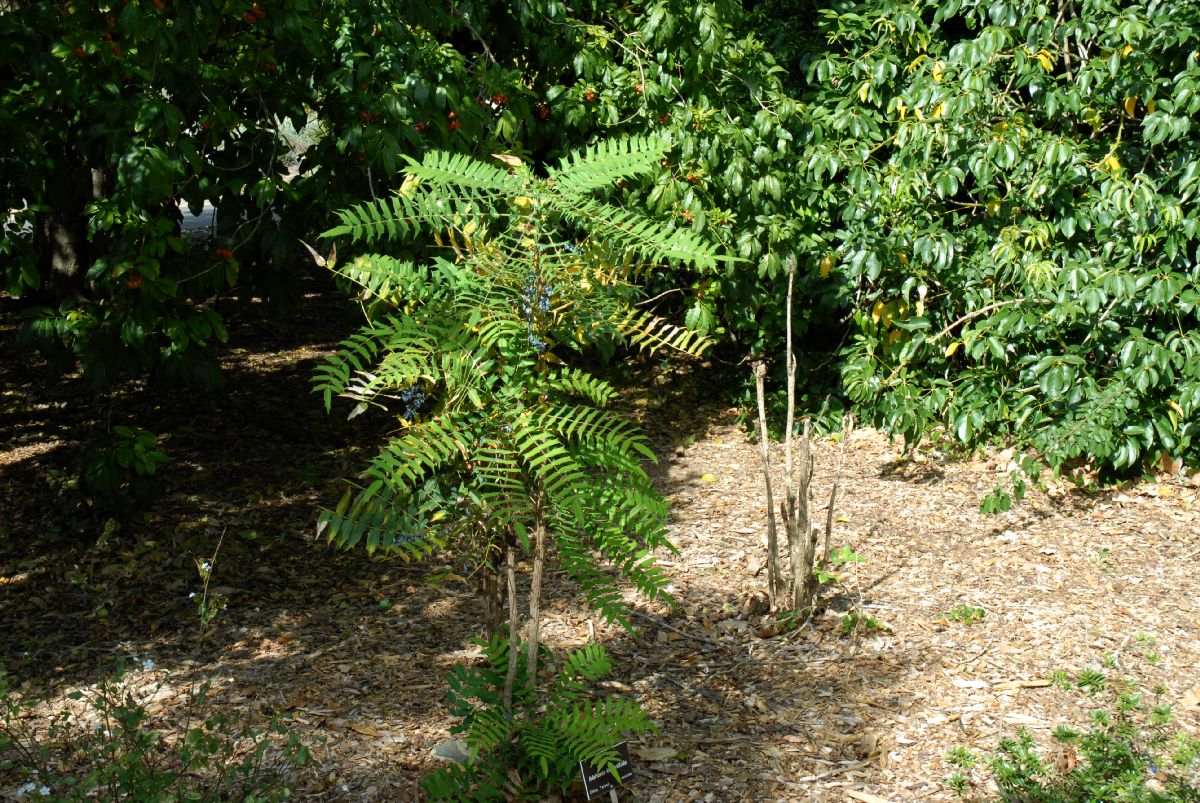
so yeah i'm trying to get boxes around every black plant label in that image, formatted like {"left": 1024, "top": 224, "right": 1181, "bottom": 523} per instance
{"left": 579, "top": 741, "right": 633, "bottom": 800}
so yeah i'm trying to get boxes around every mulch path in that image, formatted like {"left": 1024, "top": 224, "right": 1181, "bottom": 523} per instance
{"left": 2, "top": 286, "right": 1198, "bottom": 801}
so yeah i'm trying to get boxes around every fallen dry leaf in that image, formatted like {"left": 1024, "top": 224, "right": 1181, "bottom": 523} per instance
{"left": 633, "top": 746, "right": 678, "bottom": 762}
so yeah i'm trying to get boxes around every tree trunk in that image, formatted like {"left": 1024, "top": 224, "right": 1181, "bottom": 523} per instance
{"left": 33, "top": 164, "right": 107, "bottom": 301}
{"left": 479, "top": 562, "right": 503, "bottom": 640}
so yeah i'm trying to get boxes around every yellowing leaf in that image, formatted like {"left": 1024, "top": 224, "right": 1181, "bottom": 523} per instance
{"left": 859, "top": 81, "right": 871, "bottom": 103}
{"left": 1122, "top": 44, "right": 1134, "bottom": 57}
{"left": 398, "top": 173, "right": 422, "bottom": 198}
{"left": 932, "top": 102, "right": 946, "bottom": 118}
{"left": 1035, "top": 49, "right": 1055, "bottom": 72}
{"left": 896, "top": 102, "right": 907, "bottom": 121}
{"left": 881, "top": 302, "right": 895, "bottom": 328}
{"left": 491, "top": 153, "right": 523, "bottom": 168}
{"left": 932, "top": 61, "right": 945, "bottom": 82}
{"left": 916, "top": 298, "right": 925, "bottom": 316}
{"left": 906, "top": 54, "right": 928, "bottom": 73}
{"left": 871, "top": 300, "right": 885, "bottom": 324}
{"left": 1146, "top": 99, "right": 1156, "bottom": 113}
{"left": 1098, "top": 153, "right": 1121, "bottom": 173}
{"left": 1167, "top": 400, "right": 1184, "bottom": 416}
{"left": 1124, "top": 96, "right": 1138, "bottom": 118}
{"left": 700, "top": 473, "right": 718, "bottom": 482}
{"left": 945, "top": 341, "right": 961, "bottom": 358}
{"left": 887, "top": 329, "right": 903, "bottom": 345}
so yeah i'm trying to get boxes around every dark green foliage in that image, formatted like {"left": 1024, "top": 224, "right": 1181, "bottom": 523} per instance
{"left": 76, "top": 426, "right": 169, "bottom": 514}
{"left": 421, "top": 637, "right": 655, "bottom": 801}
{"left": 783, "top": 0, "right": 1200, "bottom": 500}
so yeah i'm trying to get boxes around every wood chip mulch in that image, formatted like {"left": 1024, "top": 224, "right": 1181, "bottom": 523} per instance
{"left": 2, "top": 299, "right": 1198, "bottom": 802}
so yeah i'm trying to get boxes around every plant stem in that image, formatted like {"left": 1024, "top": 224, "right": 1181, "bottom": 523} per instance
{"left": 525, "top": 495, "right": 547, "bottom": 694}
{"left": 783, "top": 257, "right": 816, "bottom": 611}
{"left": 789, "top": 420, "right": 814, "bottom": 610}
{"left": 821, "top": 413, "right": 851, "bottom": 570}
{"left": 753, "top": 360, "right": 782, "bottom": 607}
{"left": 784, "top": 259, "right": 797, "bottom": 552}
{"left": 503, "top": 544, "right": 519, "bottom": 710}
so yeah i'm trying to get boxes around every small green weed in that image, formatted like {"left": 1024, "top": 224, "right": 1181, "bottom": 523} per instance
{"left": 1137, "top": 633, "right": 1162, "bottom": 666}
{"left": 0, "top": 662, "right": 314, "bottom": 801}
{"left": 840, "top": 610, "right": 886, "bottom": 636}
{"left": 947, "top": 604, "right": 986, "bottom": 625}
{"left": 816, "top": 544, "right": 866, "bottom": 585}
{"left": 943, "top": 669, "right": 1200, "bottom": 800}
{"left": 943, "top": 745, "right": 980, "bottom": 796}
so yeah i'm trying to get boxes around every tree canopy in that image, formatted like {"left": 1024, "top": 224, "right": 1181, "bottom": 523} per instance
{"left": 3, "top": 0, "right": 1197, "bottom": 508}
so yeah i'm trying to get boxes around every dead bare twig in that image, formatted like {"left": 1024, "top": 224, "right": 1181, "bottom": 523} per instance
{"left": 753, "top": 360, "right": 783, "bottom": 607}
{"left": 821, "top": 413, "right": 853, "bottom": 570}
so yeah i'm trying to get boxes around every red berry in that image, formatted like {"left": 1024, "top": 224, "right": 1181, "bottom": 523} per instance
{"left": 635, "top": 82, "right": 643, "bottom": 95}
{"left": 242, "top": 11, "right": 257, "bottom": 23}
{"left": 357, "top": 152, "right": 366, "bottom": 163}
{"left": 360, "top": 111, "right": 373, "bottom": 122}
{"left": 73, "top": 46, "right": 85, "bottom": 57}
{"left": 448, "top": 111, "right": 456, "bottom": 119}
{"left": 585, "top": 90, "right": 597, "bottom": 102}
{"left": 659, "top": 113, "right": 671, "bottom": 124}
{"left": 538, "top": 104, "right": 549, "bottom": 120}
{"left": 215, "top": 247, "right": 233, "bottom": 260}
{"left": 152, "top": 0, "right": 165, "bottom": 9}
{"left": 125, "top": 274, "right": 143, "bottom": 290}
{"left": 449, "top": 120, "right": 461, "bottom": 129}
{"left": 414, "top": 122, "right": 425, "bottom": 132}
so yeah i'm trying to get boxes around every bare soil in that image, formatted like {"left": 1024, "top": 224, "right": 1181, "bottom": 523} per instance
{"left": 2, "top": 285, "right": 1198, "bottom": 801}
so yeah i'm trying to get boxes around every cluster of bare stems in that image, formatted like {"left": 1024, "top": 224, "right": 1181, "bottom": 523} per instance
{"left": 753, "top": 256, "right": 850, "bottom": 614}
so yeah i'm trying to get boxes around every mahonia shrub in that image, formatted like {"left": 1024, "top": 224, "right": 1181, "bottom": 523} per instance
{"left": 315, "top": 137, "right": 719, "bottom": 796}
{"left": 421, "top": 638, "right": 655, "bottom": 800}
{"left": 314, "top": 137, "right": 716, "bottom": 623}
